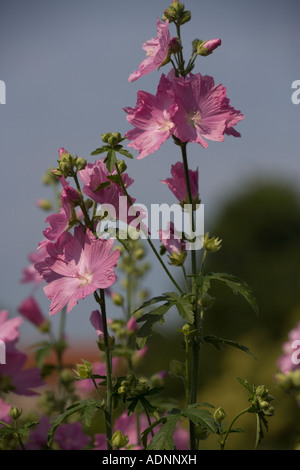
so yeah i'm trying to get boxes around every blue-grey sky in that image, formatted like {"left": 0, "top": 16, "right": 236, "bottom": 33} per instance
{"left": 0, "top": 0, "right": 299, "bottom": 347}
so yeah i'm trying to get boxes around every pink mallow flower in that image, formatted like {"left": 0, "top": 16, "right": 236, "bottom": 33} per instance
{"left": 90, "top": 310, "right": 104, "bottom": 339}
{"left": 0, "top": 310, "right": 22, "bottom": 346}
{"left": 124, "top": 73, "right": 177, "bottom": 159}
{"left": 20, "top": 243, "right": 50, "bottom": 285}
{"left": 160, "top": 161, "right": 198, "bottom": 204}
{"left": 170, "top": 70, "right": 244, "bottom": 147}
{"left": 1, "top": 349, "right": 44, "bottom": 396}
{"left": 159, "top": 221, "right": 186, "bottom": 256}
{"left": 55, "top": 422, "right": 90, "bottom": 450}
{"left": 35, "top": 226, "right": 120, "bottom": 316}
{"left": 128, "top": 18, "right": 170, "bottom": 82}
{"left": 17, "top": 297, "right": 46, "bottom": 328}
{"left": 0, "top": 399, "right": 12, "bottom": 425}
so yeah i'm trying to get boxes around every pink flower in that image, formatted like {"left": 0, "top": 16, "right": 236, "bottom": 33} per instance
{"left": 55, "top": 422, "right": 90, "bottom": 450}
{"left": 58, "top": 147, "right": 68, "bottom": 158}
{"left": 35, "top": 226, "right": 120, "bottom": 316}
{"left": 160, "top": 161, "right": 198, "bottom": 203}
{"left": 90, "top": 310, "right": 104, "bottom": 338}
{"left": 78, "top": 158, "right": 135, "bottom": 223}
{"left": 43, "top": 178, "right": 78, "bottom": 243}
{"left": 0, "top": 399, "right": 12, "bottom": 425}
{"left": 0, "top": 311, "right": 22, "bottom": 346}
{"left": 17, "top": 297, "right": 46, "bottom": 328}
{"left": 159, "top": 221, "right": 186, "bottom": 256}
{"left": 127, "top": 317, "right": 138, "bottom": 333}
{"left": 1, "top": 349, "right": 44, "bottom": 396}
{"left": 170, "top": 71, "right": 244, "bottom": 147}
{"left": 200, "top": 38, "right": 222, "bottom": 55}
{"left": 124, "top": 73, "right": 177, "bottom": 159}
{"left": 20, "top": 244, "right": 49, "bottom": 285}
{"left": 128, "top": 19, "right": 170, "bottom": 82}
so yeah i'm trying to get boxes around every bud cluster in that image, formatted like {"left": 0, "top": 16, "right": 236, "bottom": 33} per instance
{"left": 118, "top": 371, "right": 150, "bottom": 398}
{"left": 252, "top": 385, "right": 275, "bottom": 417}
{"left": 162, "top": 1, "right": 191, "bottom": 26}
{"left": 53, "top": 151, "right": 87, "bottom": 178}
{"left": 275, "top": 369, "right": 300, "bottom": 403}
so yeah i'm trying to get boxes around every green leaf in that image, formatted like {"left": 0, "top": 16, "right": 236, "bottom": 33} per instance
{"left": 117, "top": 148, "right": 134, "bottom": 159}
{"left": 182, "top": 405, "right": 217, "bottom": 433}
{"left": 94, "top": 180, "right": 111, "bottom": 192}
{"left": 34, "top": 342, "right": 52, "bottom": 368}
{"left": 173, "top": 294, "right": 194, "bottom": 323}
{"left": 48, "top": 399, "right": 103, "bottom": 445}
{"left": 147, "top": 411, "right": 181, "bottom": 450}
{"left": 206, "top": 273, "right": 259, "bottom": 314}
{"left": 141, "top": 418, "right": 166, "bottom": 449}
{"left": 104, "top": 148, "right": 117, "bottom": 173}
{"left": 203, "top": 335, "right": 257, "bottom": 359}
{"left": 236, "top": 377, "right": 253, "bottom": 394}
{"left": 91, "top": 145, "right": 111, "bottom": 156}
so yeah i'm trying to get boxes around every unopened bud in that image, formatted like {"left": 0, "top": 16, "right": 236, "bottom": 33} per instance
{"left": 74, "top": 359, "right": 93, "bottom": 379}
{"left": 75, "top": 157, "right": 87, "bottom": 170}
{"left": 111, "top": 430, "right": 129, "bottom": 449}
{"left": 111, "top": 292, "right": 124, "bottom": 307}
{"left": 214, "top": 407, "right": 226, "bottom": 424}
{"left": 202, "top": 233, "right": 222, "bottom": 252}
{"left": 117, "top": 160, "right": 127, "bottom": 174}
{"left": 9, "top": 406, "right": 22, "bottom": 420}
{"left": 36, "top": 199, "right": 53, "bottom": 211}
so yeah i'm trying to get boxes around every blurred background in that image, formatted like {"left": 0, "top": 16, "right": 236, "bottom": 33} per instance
{"left": 0, "top": 0, "right": 300, "bottom": 449}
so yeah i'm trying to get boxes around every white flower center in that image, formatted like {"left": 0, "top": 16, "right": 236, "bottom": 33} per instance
{"left": 187, "top": 110, "right": 202, "bottom": 127}
{"left": 76, "top": 270, "right": 93, "bottom": 287}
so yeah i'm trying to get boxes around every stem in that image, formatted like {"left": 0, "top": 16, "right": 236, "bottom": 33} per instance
{"left": 181, "top": 264, "right": 190, "bottom": 292}
{"left": 114, "top": 163, "right": 183, "bottom": 295}
{"left": 220, "top": 408, "right": 250, "bottom": 450}
{"left": 96, "top": 289, "right": 113, "bottom": 450}
{"left": 14, "top": 419, "right": 26, "bottom": 450}
{"left": 185, "top": 336, "right": 190, "bottom": 405}
{"left": 73, "top": 173, "right": 93, "bottom": 230}
{"left": 180, "top": 142, "right": 201, "bottom": 451}
{"left": 91, "top": 375, "right": 103, "bottom": 401}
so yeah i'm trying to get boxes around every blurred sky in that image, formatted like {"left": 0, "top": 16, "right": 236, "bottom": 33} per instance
{"left": 0, "top": 0, "right": 299, "bottom": 347}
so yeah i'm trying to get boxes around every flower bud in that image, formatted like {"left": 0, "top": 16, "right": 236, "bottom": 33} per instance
{"left": 134, "top": 248, "right": 145, "bottom": 260}
{"left": 74, "top": 359, "right": 93, "bottom": 379}
{"left": 9, "top": 406, "right": 22, "bottom": 420}
{"left": 111, "top": 292, "right": 124, "bottom": 307}
{"left": 127, "top": 317, "right": 138, "bottom": 333}
{"left": 197, "top": 293, "right": 215, "bottom": 310}
{"left": 169, "top": 37, "right": 182, "bottom": 54}
{"left": 202, "top": 233, "right": 222, "bottom": 252}
{"left": 111, "top": 430, "right": 129, "bottom": 449}
{"left": 196, "top": 38, "right": 222, "bottom": 56}
{"left": 36, "top": 199, "right": 53, "bottom": 211}
{"left": 75, "top": 157, "right": 87, "bottom": 170}
{"left": 117, "top": 160, "right": 127, "bottom": 174}
{"left": 214, "top": 407, "right": 226, "bottom": 424}
{"left": 168, "top": 250, "right": 187, "bottom": 266}
{"left": 195, "top": 425, "right": 210, "bottom": 440}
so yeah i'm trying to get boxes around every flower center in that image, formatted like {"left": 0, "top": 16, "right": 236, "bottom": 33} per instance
{"left": 76, "top": 270, "right": 93, "bottom": 287}
{"left": 157, "top": 111, "right": 174, "bottom": 132}
{"left": 187, "top": 110, "right": 202, "bottom": 128}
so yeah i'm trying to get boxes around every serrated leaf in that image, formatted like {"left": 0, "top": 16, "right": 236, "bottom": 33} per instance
{"left": 147, "top": 412, "right": 181, "bottom": 450}
{"left": 174, "top": 295, "right": 194, "bottom": 323}
{"left": 94, "top": 180, "right": 111, "bottom": 192}
{"left": 117, "top": 148, "right": 134, "bottom": 159}
{"left": 141, "top": 418, "right": 166, "bottom": 449}
{"left": 182, "top": 406, "right": 217, "bottom": 433}
{"left": 203, "top": 335, "right": 257, "bottom": 359}
{"left": 104, "top": 148, "right": 117, "bottom": 173}
{"left": 91, "top": 145, "right": 111, "bottom": 156}
{"left": 207, "top": 273, "right": 259, "bottom": 314}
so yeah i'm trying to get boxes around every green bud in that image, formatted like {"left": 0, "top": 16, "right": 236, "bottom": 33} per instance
{"left": 36, "top": 199, "right": 53, "bottom": 211}
{"left": 108, "top": 132, "right": 122, "bottom": 147}
{"left": 202, "top": 233, "right": 222, "bottom": 252}
{"left": 75, "top": 157, "right": 87, "bottom": 170}
{"left": 197, "top": 293, "right": 215, "bottom": 310}
{"left": 38, "top": 319, "right": 51, "bottom": 334}
{"left": 52, "top": 168, "right": 63, "bottom": 178}
{"left": 42, "top": 168, "right": 60, "bottom": 185}
{"left": 117, "top": 160, "right": 127, "bottom": 174}
{"left": 9, "top": 406, "right": 22, "bottom": 420}
{"left": 111, "top": 430, "right": 129, "bottom": 449}
{"left": 74, "top": 359, "right": 93, "bottom": 379}
{"left": 60, "top": 369, "right": 75, "bottom": 385}
{"left": 168, "top": 250, "right": 187, "bottom": 266}
{"left": 255, "top": 385, "right": 268, "bottom": 398}
{"left": 134, "top": 248, "right": 145, "bottom": 260}
{"left": 118, "top": 385, "right": 127, "bottom": 396}
{"left": 111, "top": 292, "right": 124, "bottom": 306}
{"left": 178, "top": 10, "right": 191, "bottom": 25}
{"left": 214, "top": 407, "right": 226, "bottom": 424}
{"left": 169, "top": 359, "right": 185, "bottom": 378}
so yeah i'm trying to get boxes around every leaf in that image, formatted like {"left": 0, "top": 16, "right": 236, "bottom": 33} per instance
{"left": 91, "top": 145, "right": 111, "bottom": 156}
{"left": 182, "top": 406, "right": 217, "bottom": 433}
{"left": 147, "top": 411, "right": 181, "bottom": 450}
{"left": 173, "top": 294, "right": 194, "bottom": 323}
{"left": 104, "top": 148, "right": 117, "bottom": 173}
{"left": 141, "top": 418, "right": 166, "bottom": 449}
{"left": 94, "top": 180, "right": 111, "bottom": 192}
{"left": 117, "top": 148, "right": 134, "bottom": 159}
{"left": 34, "top": 342, "right": 52, "bottom": 368}
{"left": 47, "top": 399, "right": 102, "bottom": 445}
{"left": 206, "top": 273, "right": 259, "bottom": 314}
{"left": 236, "top": 377, "right": 253, "bottom": 394}
{"left": 203, "top": 335, "right": 257, "bottom": 359}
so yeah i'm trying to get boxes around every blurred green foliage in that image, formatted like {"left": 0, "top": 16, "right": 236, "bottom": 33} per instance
{"left": 141, "top": 179, "right": 300, "bottom": 450}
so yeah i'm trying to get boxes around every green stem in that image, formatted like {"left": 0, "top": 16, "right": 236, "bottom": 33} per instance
{"left": 96, "top": 289, "right": 113, "bottom": 451}
{"left": 115, "top": 163, "right": 183, "bottom": 295}
{"left": 220, "top": 408, "right": 250, "bottom": 450}
{"left": 91, "top": 375, "right": 103, "bottom": 401}
{"left": 180, "top": 142, "right": 201, "bottom": 451}
{"left": 185, "top": 336, "right": 190, "bottom": 405}
{"left": 181, "top": 264, "right": 190, "bottom": 292}
{"left": 73, "top": 173, "right": 93, "bottom": 230}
